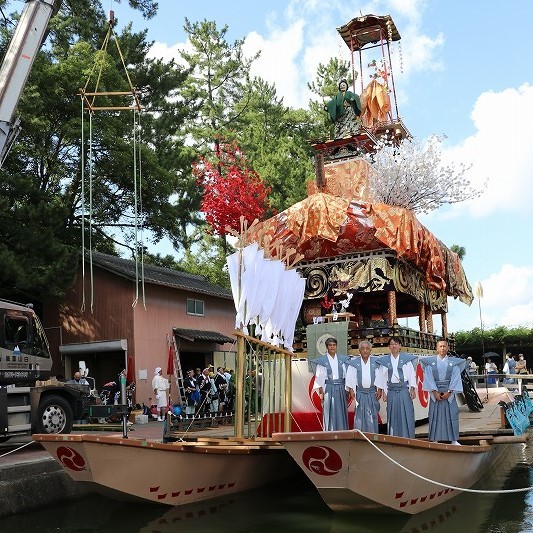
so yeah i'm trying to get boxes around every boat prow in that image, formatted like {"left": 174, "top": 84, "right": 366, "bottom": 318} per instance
{"left": 272, "top": 429, "right": 526, "bottom": 514}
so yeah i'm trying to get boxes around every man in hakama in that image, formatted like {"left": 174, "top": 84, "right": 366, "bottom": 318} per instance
{"left": 312, "top": 337, "right": 350, "bottom": 431}
{"left": 420, "top": 339, "right": 465, "bottom": 445}
{"left": 375, "top": 337, "right": 418, "bottom": 438}
{"left": 346, "top": 340, "right": 382, "bottom": 433}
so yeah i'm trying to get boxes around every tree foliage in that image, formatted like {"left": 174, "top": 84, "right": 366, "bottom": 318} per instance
{"left": 450, "top": 244, "right": 466, "bottom": 260}
{"left": 194, "top": 139, "right": 271, "bottom": 237}
{"left": 176, "top": 234, "right": 231, "bottom": 289}
{"left": 180, "top": 19, "right": 258, "bottom": 152}
{"left": 455, "top": 325, "right": 533, "bottom": 355}
{"left": 236, "top": 78, "right": 313, "bottom": 213}
{"left": 0, "top": 2, "right": 192, "bottom": 300}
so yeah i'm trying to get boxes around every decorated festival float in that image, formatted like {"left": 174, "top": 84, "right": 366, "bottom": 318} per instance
{"left": 243, "top": 13, "right": 532, "bottom": 514}
{"left": 240, "top": 12, "right": 477, "bottom": 430}
{"left": 34, "top": 13, "right": 532, "bottom": 514}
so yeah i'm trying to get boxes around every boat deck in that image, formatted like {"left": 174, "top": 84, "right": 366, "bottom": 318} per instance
{"left": 416, "top": 386, "right": 515, "bottom": 438}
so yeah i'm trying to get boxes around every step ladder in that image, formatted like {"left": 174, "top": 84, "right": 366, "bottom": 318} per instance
{"left": 169, "top": 331, "right": 185, "bottom": 406}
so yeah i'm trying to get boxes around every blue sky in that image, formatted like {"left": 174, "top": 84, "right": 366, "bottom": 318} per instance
{"left": 117, "top": 0, "right": 533, "bottom": 337}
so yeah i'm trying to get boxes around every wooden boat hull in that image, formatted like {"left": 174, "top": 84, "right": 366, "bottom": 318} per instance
{"left": 272, "top": 430, "right": 514, "bottom": 515}
{"left": 34, "top": 434, "right": 294, "bottom": 506}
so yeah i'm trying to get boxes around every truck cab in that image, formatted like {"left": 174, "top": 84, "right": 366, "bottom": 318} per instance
{"left": 0, "top": 299, "right": 52, "bottom": 385}
{"left": 0, "top": 299, "right": 95, "bottom": 440}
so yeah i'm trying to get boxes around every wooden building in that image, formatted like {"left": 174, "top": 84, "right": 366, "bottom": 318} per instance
{"left": 43, "top": 251, "right": 236, "bottom": 406}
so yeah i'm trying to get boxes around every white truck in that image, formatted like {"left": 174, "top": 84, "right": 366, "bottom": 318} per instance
{"left": 0, "top": 298, "right": 98, "bottom": 441}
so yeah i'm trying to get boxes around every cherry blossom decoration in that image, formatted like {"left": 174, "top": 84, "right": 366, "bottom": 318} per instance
{"left": 365, "top": 135, "right": 483, "bottom": 214}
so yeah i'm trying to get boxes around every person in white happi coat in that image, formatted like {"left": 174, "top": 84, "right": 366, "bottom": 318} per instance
{"left": 375, "top": 337, "right": 418, "bottom": 438}
{"left": 420, "top": 339, "right": 465, "bottom": 444}
{"left": 152, "top": 367, "right": 170, "bottom": 421}
{"left": 312, "top": 337, "right": 350, "bottom": 431}
{"left": 345, "top": 340, "right": 382, "bottom": 433}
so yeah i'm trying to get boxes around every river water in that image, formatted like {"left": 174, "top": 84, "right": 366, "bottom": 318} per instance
{"left": 2, "top": 437, "right": 533, "bottom": 533}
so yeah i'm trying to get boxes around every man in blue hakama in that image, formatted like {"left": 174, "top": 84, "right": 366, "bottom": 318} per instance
{"left": 420, "top": 339, "right": 466, "bottom": 444}
{"left": 375, "top": 337, "right": 418, "bottom": 438}
{"left": 312, "top": 337, "right": 350, "bottom": 431}
{"left": 346, "top": 340, "right": 382, "bottom": 433}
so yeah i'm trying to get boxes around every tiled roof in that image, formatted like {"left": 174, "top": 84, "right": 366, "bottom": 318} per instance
{"left": 88, "top": 251, "right": 232, "bottom": 300}
{"left": 173, "top": 328, "right": 234, "bottom": 344}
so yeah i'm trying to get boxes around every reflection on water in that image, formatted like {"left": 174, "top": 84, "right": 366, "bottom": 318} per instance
{"left": 2, "top": 439, "right": 533, "bottom": 533}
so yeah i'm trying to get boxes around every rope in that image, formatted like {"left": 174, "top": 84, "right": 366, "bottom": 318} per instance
{"left": 354, "top": 429, "right": 533, "bottom": 494}
{"left": 79, "top": 15, "right": 144, "bottom": 311}
{"left": 132, "top": 108, "right": 139, "bottom": 308}
{"left": 131, "top": 108, "right": 146, "bottom": 309}
{"left": 0, "top": 440, "right": 36, "bottom": 458}
{"left": 173, "top": 392, "right": 220, "bottom": 441}
{"left": 88, "top": 111, "right": 94, "bottom": 313}
{"left": 80, "top": 97, "right": 86, "bottom": 312}
{"left": 136, "top": 110, "right": 146, "bottom": 309}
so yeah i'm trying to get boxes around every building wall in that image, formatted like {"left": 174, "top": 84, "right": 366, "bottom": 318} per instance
{"left": 43, "top": 264, "right": 237, "bottom": 405}
{"left": 132, "top": 282, "right": 236, "bottom": 404}
{"left": 43, "top": 268, "right": 134, "bottom": 378}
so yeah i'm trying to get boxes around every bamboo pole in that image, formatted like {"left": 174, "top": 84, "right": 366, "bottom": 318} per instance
{"left": 284, "top": 351, "right": 292, "bottom": 432}
{"left": 235, "top": 332, "right": 245, "bottom": 439}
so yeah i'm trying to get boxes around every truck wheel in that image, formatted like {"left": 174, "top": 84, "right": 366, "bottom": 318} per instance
{"left": 0, "top": 436, "right": 11, "bottom": 443}
{"left": 34, "top": 395, "right": 73, "bottom": 434}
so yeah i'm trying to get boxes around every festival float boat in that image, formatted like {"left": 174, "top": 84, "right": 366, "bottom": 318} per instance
{"left": 33, "top": 431, "right": 294, "bottom": 506}
{"left": 261, "top": 13, "right": 531, "bottom": 515}
{"left": 273, "top": 390, "right": 530, "bottom": 515}
{"left": 34, "top": 13, "right": 530, "bottom": 513}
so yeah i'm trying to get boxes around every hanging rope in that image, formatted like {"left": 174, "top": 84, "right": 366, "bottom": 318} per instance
{"left": 131, "top": 107, "right": 146, "bottom": 308}
{"left": 354, "top": 429, "right": 533, "bottom": 494}
{"left": 0, "top": 441, "right": 36, "bottom": 458}
{"left": 137, "top": 109, "right": 146, "bottom": 308}
{"left": 88, "top": 110, "right": 94, "bottom": 313}
{"left": 78, "top": 11, "right": 144, "bottom": 311}
{"left": 132, "top": 108, "right": 139, "bottom": 308}
{"left": 80, "top": 97, "right": 86, "bottom": 313}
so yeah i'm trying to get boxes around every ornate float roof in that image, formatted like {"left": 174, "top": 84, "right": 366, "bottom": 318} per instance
{"left": 244, "top": 158, "right": 473, "bottom": 305}
{"left": 337, "top": 14, "right": 401, "bottom": 51}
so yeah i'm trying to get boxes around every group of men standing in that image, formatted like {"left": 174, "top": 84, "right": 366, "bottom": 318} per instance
{"left": 312, "top": 336, "right": 465, "bottom": 444}
{"left": 183, "top": 366, "right": 233, "bottom": 415}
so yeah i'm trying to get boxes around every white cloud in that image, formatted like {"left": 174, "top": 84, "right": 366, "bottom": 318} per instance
{"left": 444, "top": 83, "right": 533, "bottom": 218}
{"left": 480, "top": 265, "right": 533, "bottom": 327}
{"left": 243, "top": 0, "right": 447, "bottom": 109}
{"left": 147, "top": 41, "right": 183, "bottom": 63}
{"left": 448, "top": 265, "right": 533, "bottom": 332}
{"left": 243, "top": 21, "right": 306, "bottom": 108}
{"left": 145, "top": 0, "right": 446, "bottom": 111}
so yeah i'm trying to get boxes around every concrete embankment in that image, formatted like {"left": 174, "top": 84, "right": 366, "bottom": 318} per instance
{"left": 0, "top": 455, "right": 93, "bottom": 517}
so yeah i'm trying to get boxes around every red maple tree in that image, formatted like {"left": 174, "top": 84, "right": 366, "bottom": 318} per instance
{"left": 194, "top": 140, "right": 271, "bottom": 237}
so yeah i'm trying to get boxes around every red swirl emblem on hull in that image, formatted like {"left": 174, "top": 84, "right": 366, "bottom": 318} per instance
{"left": 302, "top": 446, "right": 342, "bottom": 476}
{"left": 56, "top": 446, "right": 86, "bottom": 471}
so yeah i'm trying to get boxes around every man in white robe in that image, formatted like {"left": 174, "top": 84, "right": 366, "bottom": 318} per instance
{"left": 345, "top": 340, "right": 382, "bottom": 433}
{"left": 375, "top": 337, "right": 418, "bottom": 438}
{"left": 152, "top": 367, "right": 170, "bottom": 421}
{"left": 421, "top": 339, "right": 465, "bottom": 444}
{"left": 312, "top": 337, "right": 350, "bottom": 431}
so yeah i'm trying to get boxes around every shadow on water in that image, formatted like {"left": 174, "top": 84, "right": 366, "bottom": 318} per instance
{"left": 3, "top": 435, "right": 533, "bottom": 533}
